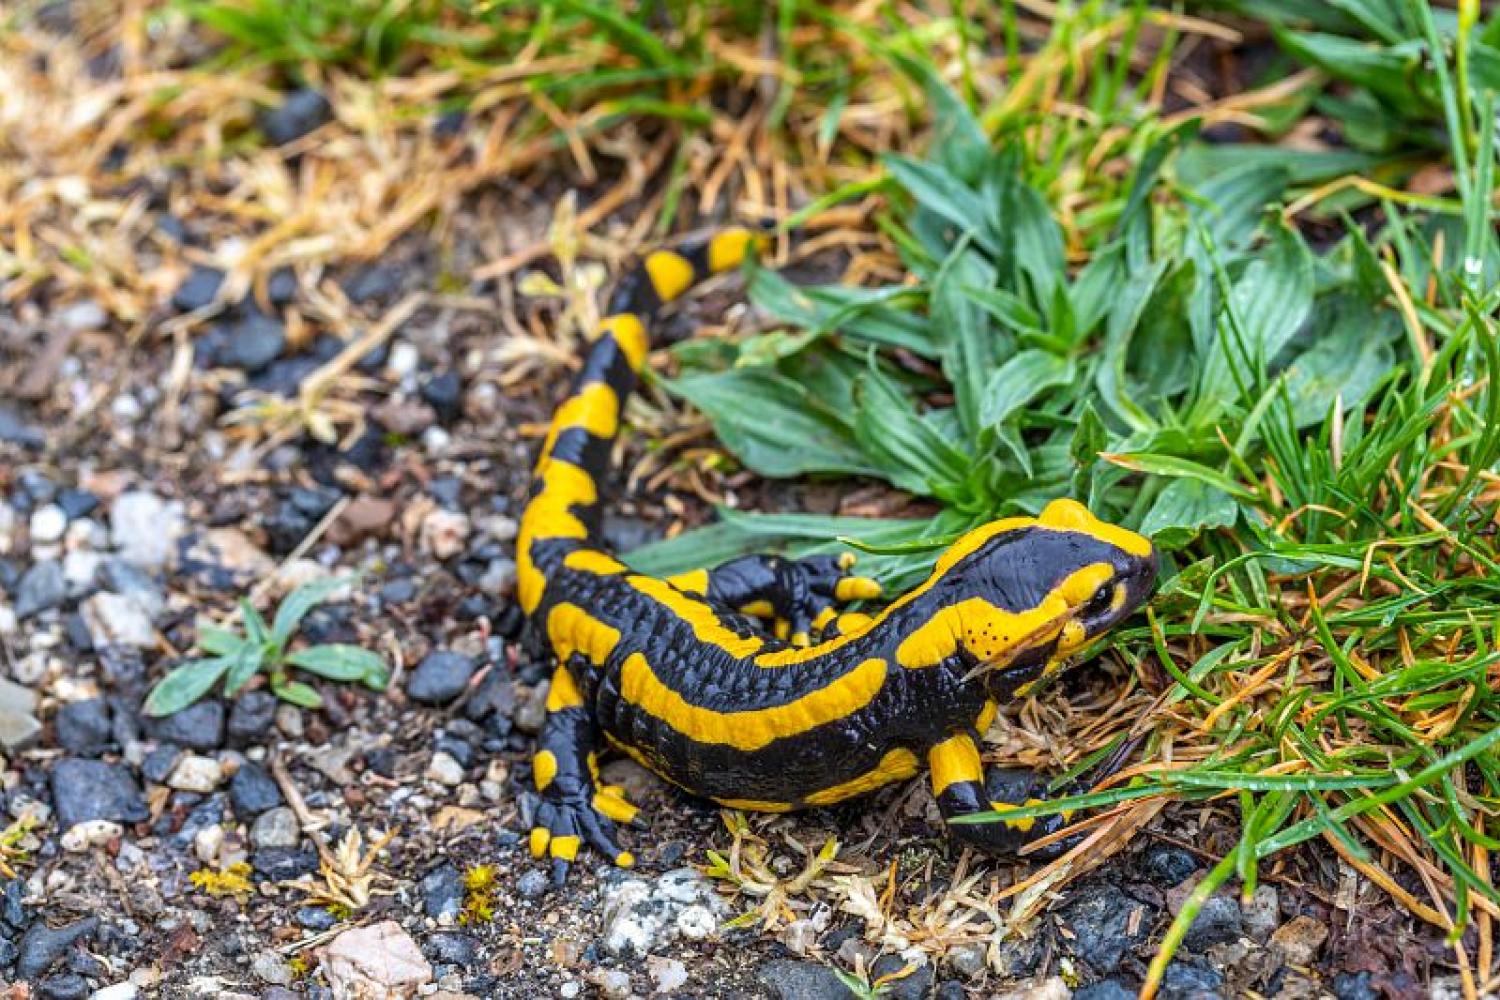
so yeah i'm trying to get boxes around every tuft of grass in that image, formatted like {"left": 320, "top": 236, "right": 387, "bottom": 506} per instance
{"left": 626, "top": 0, "right": 1500, "bottom": 986}
{"left": 144, "top": 575, "right": 389, "bottom": 716}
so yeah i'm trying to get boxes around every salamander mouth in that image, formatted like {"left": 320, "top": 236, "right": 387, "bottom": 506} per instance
{"left": 980, "top": 635, "right": 1064, "bottom": 700}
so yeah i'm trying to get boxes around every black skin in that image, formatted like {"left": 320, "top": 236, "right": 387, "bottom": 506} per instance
{"left": 521, "top": 232, "right": 1159, "bottom": 883}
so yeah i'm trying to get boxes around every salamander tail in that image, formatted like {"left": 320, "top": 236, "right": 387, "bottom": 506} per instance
{"left": 516, "top": 227, "right": 764, "bottom": 614}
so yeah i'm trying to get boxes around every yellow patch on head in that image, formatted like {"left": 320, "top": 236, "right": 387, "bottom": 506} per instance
{"left": 619, "top": 653, "right": 888, "bottom": 751}
{"left": 804, "top": 748, "right": 919, "bottom": 806}
{"left": 896, "top": 596, "right": 1064, "bottom": 669}
{"left": 708, "top": 228, "right": 761, "bottom": 273}
{"left": 645, "top": 250, "right": 695, "bottom": 302}
{"left": 1039, "top": 497, "right": 1154, "bottom": 557}
{"left": 666, "top": 568, "right": 710, "bottom": 595}
{"left": 533, "top": 750, "right": 558, "bottom": 791}
{"left": 928, "top": 733, "right": 983, "bottom": 797}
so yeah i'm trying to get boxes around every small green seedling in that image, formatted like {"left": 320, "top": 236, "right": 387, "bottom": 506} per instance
{"left": 144, "top": 576, "right": 388, "bottom": 716}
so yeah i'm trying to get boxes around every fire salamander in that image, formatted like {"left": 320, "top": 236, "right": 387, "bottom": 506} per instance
{"left": 518, "top": 227, "right": 1158, "bottom": 884}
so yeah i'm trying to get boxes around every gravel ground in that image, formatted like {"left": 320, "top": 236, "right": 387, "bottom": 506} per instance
{"left": 0, "top": 82, "right": 1460, "bottom": 1000}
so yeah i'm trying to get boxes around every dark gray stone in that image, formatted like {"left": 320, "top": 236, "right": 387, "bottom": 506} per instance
{"left": 229, "top": 762, "right": 283, "bottom": 817}
{"left": 1060, "top": 883, "right": 1150, "bottom": 975}
{"left": 217, "top": 313, "right": 286, "bottom": 373}
{"left": 1076, "top": 980, "right": 1137, "bottom": 1000}
{"left": 54, "top": 699, "right": 112, "bottom": 756}
{"left": 15, "top": 917, "right": 98, "bottom": 980}
{"left": 141, "top": 744, "right": 183, "bottom": 784}
{"left": 1182, "top": 894, "right": 1243, "bottom": 951}
{"left": 15, "top": 561, "right": 66, "bottom": 619}
{"left": 172, "top": 266, "right": 224, "bottom": 312}
{"left": 420, "top": 370, "right": 462, "bottom": 421}
{"left": 251, "top": 848, "right": 318, "bottom": 881}
{"left": 1139, "top": 843, "right": 1199, "bottom": 887}
{"left": 55, "top": 490, "right": 98, "bottom": 520}
{"left": 0, "top": 405, "right": 44, "bottom": 450}
{"left": 145, "top": 699, "right": 224, "bottom": 750}
{"left": 870, "top": 955, "right": 934, "bottom": 1000}
{"left": 425, "top": 933, "right": 479, "bottom": 968}
{"left": 421, "top": 864, "right": 464, "bottom": 922}
{"left": 50, "top": 760, "right": 146, "bottom": 829}
{"left": 296, "top": 906, "right": 337, "bottom": 931}
{"left": 406, "top": 651, "right": 475, "bottom": 705}
{"left": 516, "top": 869, "right": 548, "bottom": 900}
{"left": 227, "top": 691, "right": 278, "bottom": 744}
{"left": 260, "top": 89, "right": 332, "bottom": 146}
{"left": 37, "top": 973, "right": 88, "bottom": 1000}
{"left": 1333, "top": 971, "right": 1378, "bottom": 1000}
{"left": 1161, "top": 960, "right": 1225, "bottom": 1000}
{"left": 757, "top": 960, "right": 856, "bottom": 1000}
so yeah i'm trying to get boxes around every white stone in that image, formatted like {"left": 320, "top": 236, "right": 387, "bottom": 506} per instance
{"left": 322, "top": 920, "right": 432, "bottom": 1000}
{"left": 250, "top": 807, "right": 301, "bottom": 850}
{"left": 90, "top": 983, "right": 139, "bottom": 1000}
{"left": 991, "top": 977, "right": 1071, "bottom": 1000}
{"left": 61, "top": 820, "right": 123, "bottom": 852}
{"left": 647, "top": 956, "right": 688, "bottom": 994}
{"left": 110, "top": 491, "right": 186, "bottom": 569}
{"left": 194, "top": 824, "right": 225, "bottom": 865}
{"left": 0, "top": 502, "right": 16, "bottom": 554}
{"left": 386, "top": 341, "right": 420, "bottom": 379}
{"left": 63, "top": 550, "right": 103, "bottom": 591}
{"left": 425, "top": 752, "right": 465, "bottom": 787}
{"left": 0, "top": 605, "right": 16, "bottom": 637}
{"left": 81, "top": 592, "right": 156, "bottom": 649}
{"left": 420, "top": 509, "right": 470, "bottom": 561}
{"left": 168, "top": 755, "right": 224, "bottom": 793}
{"left": 29, "top": 505, "right": 67, "bottom": 544}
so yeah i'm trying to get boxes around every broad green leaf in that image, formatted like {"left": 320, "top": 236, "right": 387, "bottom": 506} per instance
{"left": 144, "top": 657, "right": 232, "bottom": 717}
{"left": 882, "top": 154, "right": 998, "bottom": 254}
{"left": 979, "top": 351, "right": 1075, "bottom": 429}
{"left": 853, "top": 358, "right": 972, "bottom": 495}
{"left": 1140, "top": 478, "right": 1241, "bottom": 549}
{"left": 199, "top": 624, "right": 248, "bottom": 657}
{"left": 222, "top": 642, "right": 267, "bottom": 697}
{"left": 286, "top": 644, "right": 390, "bottom": 690}
{"left": 271, "top": 575, "right": 353, "bottom": 645}
{"left": 271, "top": 677, "right": 323, "bottom": 709}
{"left": 241, "top": 598, "right": 270, "bottom": 647}
{"left": 667, "top": 358, "right": 882, "bottom": 479}
{"left": 933, "top": 244, "right": 1007, "bottom": 438}
{"left": 1194, "top": 215, "right": 1313, "bottom": 420}
{"left": 1282, "top": 310, "right": 1398, "bottom": 427}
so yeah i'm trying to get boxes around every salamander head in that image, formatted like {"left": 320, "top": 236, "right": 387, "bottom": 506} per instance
{"left": 895, "top": 499, "right": 1156, "bottom": 689}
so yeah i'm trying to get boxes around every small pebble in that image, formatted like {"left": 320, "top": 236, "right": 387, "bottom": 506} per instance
{"left": 426, "top": 751, "right": 465, "bottom": 787}
{"left": 250, "top": 807, "right": 301, "bottom": 850}
{"left": 29, "top": 505, "right": 67, "bottom": 544}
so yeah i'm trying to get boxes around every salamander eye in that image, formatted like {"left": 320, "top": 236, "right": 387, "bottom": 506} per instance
{"left": 1082, "top": 583, "right": 1114, "bottom": 616}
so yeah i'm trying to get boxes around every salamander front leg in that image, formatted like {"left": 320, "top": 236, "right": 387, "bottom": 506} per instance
{"left": 928, "top": 732, "right": 1081, "bottom": 858}
{"left": 669, "top": 552, "right": 881, "bottom": 645}
{"left": 530, "top": 666, "right": 639, "bottom": 885}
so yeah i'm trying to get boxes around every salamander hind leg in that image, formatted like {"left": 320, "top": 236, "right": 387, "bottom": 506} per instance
{"left": 530, "top": 666, "right": 640, "bottom": 886}
{"left": 669, "top": 552, "right": 881, "bottom": 646}
{"left": 928, "top": 732, "right": 1127, "bottom": 860}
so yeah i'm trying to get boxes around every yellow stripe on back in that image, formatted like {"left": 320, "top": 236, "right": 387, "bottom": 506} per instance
{"left": 618, "top": 653, "right": 888, "bottom": 751}
{"left": 547, "top": 602, "right": 622, "bottom": 668}
{"left": 804, "top": 748, "right": 918, "bottom": 806}
{"left": 708, "top": 228, "right": 759, "bottom": 272}
{"left": 625, "top": 575, "right": 764, "bottom": 659}
{"left": 600, "top": 313, "right": 649, "bottom": 372}
{"left": 645, "top": 250, "right": 695, "bottom": 302}
{"left": 517, "top": 460, "right": 598, "bottom": 613}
